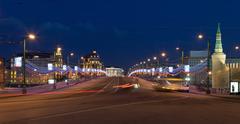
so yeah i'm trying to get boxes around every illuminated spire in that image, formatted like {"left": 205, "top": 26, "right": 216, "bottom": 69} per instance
{"left": 214, "top": 23, "right": 223, "bottom": 53}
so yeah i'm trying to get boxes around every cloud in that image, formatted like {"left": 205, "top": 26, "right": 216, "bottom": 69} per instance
{"left": 0, "top": 17, "right": 26, "bottom": 35}
{"left": 40, "top": 22, "right": 70, "bottom": 34}
{"left": 76, "top": 22, "right": 96, "bottom": 32}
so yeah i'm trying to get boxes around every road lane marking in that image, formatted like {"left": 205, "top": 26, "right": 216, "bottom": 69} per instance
{"left": 30, "top": 97, "right": 189, "bottom": 121}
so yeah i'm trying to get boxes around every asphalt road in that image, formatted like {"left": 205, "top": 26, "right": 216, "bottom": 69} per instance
{"left": 1, "top": 77, "right": 240, "bottom": 124}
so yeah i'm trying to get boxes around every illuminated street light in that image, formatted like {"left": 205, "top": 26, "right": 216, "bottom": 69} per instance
{"left": 153, "top": 57, "right": 157, "bottom": 60}
{"left": 196, "top": 32, "right": 211, "bottom": 94}
{"left": 147, "top": 59, "right": 151, "bottom": 62}
{"left": 198, "top": 34, "right": 203, "bottom": 39}
{"left": 208, "top": 71, "right": 212, "bottom": 75}
{"left": 175, "top": 47, "right": 184, "bottom": 65}
{"left": 67, "top": 52, "right": 75, "bottom": 66}
{"left": 176, "top": 47, "right": 180, "bottom": 51}
{"left": 235, "top": 46, "right": 239, "bottom": 50}
{"left": 22, "top": 33, "right": 37, "bottom": 94}
{"left": 28, "top": 34, "right": 36, "bottom": 40}
{"left": 57, "top": 47, "right": 62, "bottom": 51}
{"left": 161, "top": 52, "right": 166, "bottom": 57}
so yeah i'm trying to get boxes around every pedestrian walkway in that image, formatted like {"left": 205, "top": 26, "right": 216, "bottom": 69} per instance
{"left": 0, "top": 79, "right": 87, "bottom": 97}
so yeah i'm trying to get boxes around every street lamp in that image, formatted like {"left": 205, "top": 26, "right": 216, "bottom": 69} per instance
{"left": 197, "top": 34, "right": 211, "bottom": 94}
{"left": 176, "top": 47, "right": 184, "bottom": 65}
{"left": 153, "top": 57, "right": 157, "bottom": 60}
{"left": 161, "top": 52, "right": 166, "bottom": 57}
{"left": 198, "top": 34, "right": 203, "bottom": 39}
{"left": 153, "top": 56, "right": 159, "bottom": 68}
{"left": 235, "top": 46, "right": 239, "bottom": 51}
{"left": 176, "top": 47, "right": 180, "bottom": 51}
{"left": 22, "top": 33, "right": 36, "bottom": 94}
{"left": 160, "top": 52, "right": 167, "bottom": 66}
{"left": 67, "top": 52, "right": 74, "bottom": 66}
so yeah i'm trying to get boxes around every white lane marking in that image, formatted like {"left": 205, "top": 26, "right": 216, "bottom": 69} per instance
{"left": 96, "top": 78, "right": 115, "bottom": 94}
{"left": 30, "top": 97, "right": 188, "bottom": 121}
{"left": 113, "top": 77, "right": 120, "bottom": 93}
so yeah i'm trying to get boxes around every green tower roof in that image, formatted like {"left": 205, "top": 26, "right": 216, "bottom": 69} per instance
{"left": 214, "top": 23, "right": 223, "bottom": 53}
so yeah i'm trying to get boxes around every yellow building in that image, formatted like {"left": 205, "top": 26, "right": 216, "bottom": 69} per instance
{"left": 81, "top": 51, "right": 103, "bottom": 69}
{"left": 54, "top": 47, "right": 63, "bottom": 81}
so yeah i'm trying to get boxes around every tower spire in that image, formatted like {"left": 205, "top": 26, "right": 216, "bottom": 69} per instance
{"left": 214, "top": 23, "right": 223, "bottom": 53}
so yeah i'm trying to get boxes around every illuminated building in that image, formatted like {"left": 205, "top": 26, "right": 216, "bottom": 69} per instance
{"left": 188, "top": 50, "right": 208, "bottom": 66}
{"left": 211, "top": 24, "right": 229, "bottom": 89}
{"left": 81, "top": 51, "right": 103, "bottom": 69}
{"left": 54, "top": 47, "right": 63, "bottom": 81}
{"left": 106, "top": 67, "right": 124, "bottom": 77}
{"left": 0, "top": 57, "right": 4, "bottom": 85}
{"left": 10, "top": 52, "right": 55, "bottom": 84}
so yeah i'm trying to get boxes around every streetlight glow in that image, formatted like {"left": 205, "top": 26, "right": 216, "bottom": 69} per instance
{"left": 176, "top": 47, "right": 180, "bottom": 51}
{"left": 28, "top": 33, "right": 36, "bottom": 40}
{"left": 198, "top": 34, "right": 203, "bottom": 39}
{"left": 235, "top": 46, "right": 239, "bottom": 50}
{"left": 161, "top": 52, "right": 166, "bottom": 57}
{"left": 57, "top": 47, "right": 62, "bottom": 51}
{"left": 208, "top": 71, "right": 212, "bottom": 75}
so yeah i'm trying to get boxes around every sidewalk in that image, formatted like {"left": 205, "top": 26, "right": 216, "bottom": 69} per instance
{"left": 209, "top": 94, "right": 240, "bottom": 101}
{"left": 0, "top": 79, "right": 88, "bottom": 97}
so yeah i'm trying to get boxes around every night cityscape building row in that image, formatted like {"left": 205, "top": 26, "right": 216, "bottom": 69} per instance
{"left": 129, "top": 24, "right": 240, "bottom": 94}
{"left": 0, "top": 48, "right": 105, "bottom": 85}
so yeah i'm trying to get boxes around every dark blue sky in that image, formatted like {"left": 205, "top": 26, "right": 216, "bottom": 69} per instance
{"left": 0, "top": 0, "right": 240, "bottom": 69}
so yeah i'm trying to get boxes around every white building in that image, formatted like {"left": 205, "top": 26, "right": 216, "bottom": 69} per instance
{"left": 106, "top": 67, "right": 124, "bottom": 77}
{"left": 188, "top": 50, "right": 208, "bottom": 66}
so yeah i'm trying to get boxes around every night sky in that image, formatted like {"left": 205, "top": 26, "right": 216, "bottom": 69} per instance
{"left": 0, "top": 0, "right": 240, "bottom": 69}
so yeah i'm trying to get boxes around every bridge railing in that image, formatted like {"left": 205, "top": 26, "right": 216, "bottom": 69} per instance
{"left": 128, "top": 61, "right": 207, "bottom": 78}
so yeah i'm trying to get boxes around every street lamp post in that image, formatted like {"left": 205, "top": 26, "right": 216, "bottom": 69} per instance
{"left": 153, "top": 56, "right": 159, "bottom": 68}
{"left": 206, "top": 40, "right": 211, "bottom": 94}
{"left": 198, "top": 34, "right": 211, "bottom": 94}
{"left": 176, "top": 47, "right": 184, "bottom": 65}
{"left": 67, "top": 52, "right": 74, "bottom": 66}
{"left": 160, "top": 52, "right": 167, "bottom": 66}
{"left": 22, "top": 34, "right": 36, "bottom": 94}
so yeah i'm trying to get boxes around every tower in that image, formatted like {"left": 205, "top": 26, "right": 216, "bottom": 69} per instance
{"left": 211, "top": 23, "right": 229, "bottom": 89}
{"left": 54, "top": 47, "right": 63, "bottom": 81}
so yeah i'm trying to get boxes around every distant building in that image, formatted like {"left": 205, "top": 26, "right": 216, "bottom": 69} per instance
{"left": 188, "top": 50, "right": 208, "bottom": 66}
{"left": 81, "top": 51, "right": 103, "bottom": 69}
{"left": 106, "top": 67, "right": 124, "bottom": 77}
{"left": 226, "top": 58, "right": 240, "bottom": 82}
{"left": 54, "top": 47, "right": 63, "bottom": 81}
{"left": 0, "top": 57, "right": 4, "bottom": 85}
{"left": 190, "top": 24, "right": 240, "bottom": 94}
{"left": 9, "top": 52, "right": 55, "bottom": 84}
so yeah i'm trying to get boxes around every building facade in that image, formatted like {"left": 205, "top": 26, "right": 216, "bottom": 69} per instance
{"left": 81, "top": 51, "right": 103, "bottom": 69}
{"left": 188, "top": 51, "right": 208, "bottom": 67}
{"left": 54, "top": 47, "right": 63, "bottom": 81}
{"left": 0, "top": 57, "right": 4, "bottom": 85}
{"left": 211, "top": 24, "right": 229, "bottom": 89}
{"left": 9, "top": 52, "right": 54, "bottom": 84}
{"left": 106, "top": 67, "right": 124, "bottom": 77}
